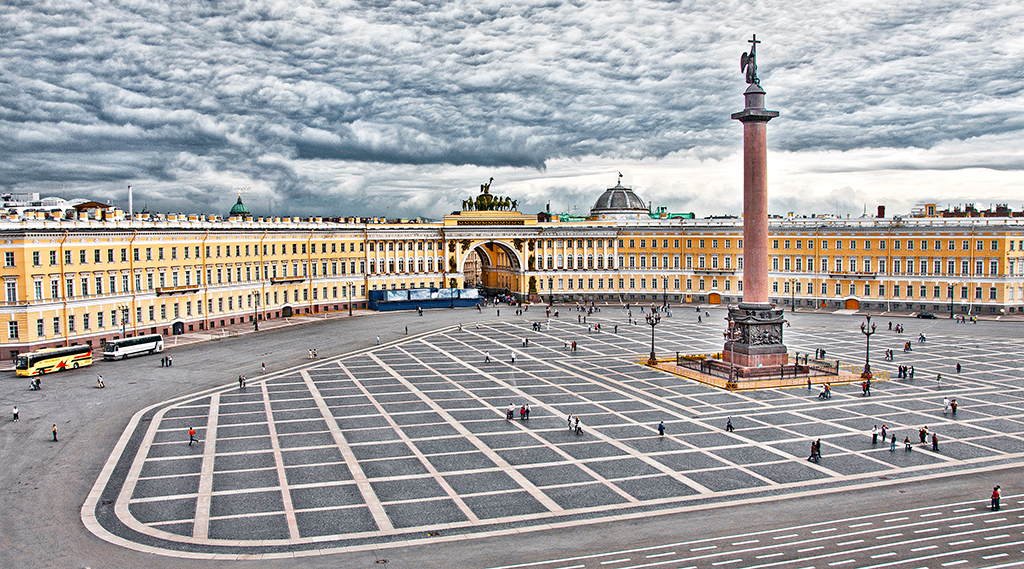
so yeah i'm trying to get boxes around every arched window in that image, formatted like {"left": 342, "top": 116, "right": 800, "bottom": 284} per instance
{"left": 557, "top": 255, "right": 564, "bottom": 269}
{"left": 578, "top": 255, "right": 584, "bottom": 269}
{"left": 546, "top": 256, "right": 553, "bottom": 269}
{"left": 597, "top": 256, "right": 604, "bottom": 269}
{"left": 398, "top": 259, "right": 405, "bottom": 272}
{"left": 388, "top": 260, "right": 395, "bottom": 273}
{"left": 417, "top": 259, "right": 424, "bottom": 272}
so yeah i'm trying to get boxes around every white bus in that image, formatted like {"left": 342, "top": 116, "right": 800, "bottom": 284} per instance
{"left": 102, "top": 334, "right": 164, "bottom": 360}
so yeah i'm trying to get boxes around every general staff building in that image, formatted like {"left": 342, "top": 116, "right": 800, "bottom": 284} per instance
{"left": 1, "top": 183, "right": 1023, "bottom": 361}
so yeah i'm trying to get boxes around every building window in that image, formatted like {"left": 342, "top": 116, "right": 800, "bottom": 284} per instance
{"left": 4, "top": 252, "right": 14, "bottom": 267}
{"left": 8, "top": 321, "right": 18, "bottom": 339}
{"left": 5, "top": 281, "right": 17, "bottom": 303}
{"left": 990, "top": 287, "right": 997, "bottom": 300}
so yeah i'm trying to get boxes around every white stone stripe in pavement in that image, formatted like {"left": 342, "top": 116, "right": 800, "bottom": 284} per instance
{"left": 329, "top": 366, "right": 481, "bottom": 523}
{"left": 365, "top": 352, "right": 565, "bottom": 513}
{"left": 391, "top": 344, "right": 641, "bottom": 504}
{"left": 260, "top": 382, "right": 301, "bottom": 540}
{"left": 192, "top": 392, "right": 220, "bottom": 539}
{"left": 300, "top": 367, "right": 394, "bottom": 532}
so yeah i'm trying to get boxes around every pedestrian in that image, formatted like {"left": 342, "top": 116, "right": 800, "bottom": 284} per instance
{"left": 614, "top": 324, "right": 618, "bottom": 334}
{"left": 376, "top": 335, "right": 380, "bottom": 345}
{"left": 568, "top": 414, "right": 573, "bottom": 430}
{"left": 188, "top": 427, "right": 197, "bottom": 446}
{"left": 484, "top": 351, "right": 490, "bottom": 363}
{"left": 936, "top": 373, "right": 942, "bottom": 386}
{"left": 312, "top": 350, "right": 316, "bottom": 358}
{"left": 261, "top": 362, "right": 266, "bottom": 373}
{"left": 881, "top": 424, "right": 887, "bottom": 441}
{"left": 908, "top": 366, "right": 914, "bottom": 379}
{"left": 168, "top": 355, "right": 172, "bottom": 366}
{"left": 726, "top": 418, "right": 734, "bottom": 432}
{"left": 405, "top": 326, "right": 408, "bottom": 335}
{"left": 12, "top": 405, "right": 19, "bottom": 422}
{"left": 992, "top": 486, "right": 1001, "bottom": 511}
{"left": 951, "top": 399, "right": 958, "bottom": 415}
{"left": 932, "top": 433, "right": 939, "bottom": 452}
{"left": 524, "top": 403, "right": 530, "bottom": 420}
{"left": 943, "top": 397, "right": 950, "bottom": 414}
{"left": 52, "top": 424, "right": 58, "bottom": 442}
{"left": 905, "top": 436, "right": 912, "bottom": 451}
{"left": 239, "top": 375, "right": 244, "bottom": 389}
{"left": 97, "top": 375, "right": 105, "bottom": 388}
{"left": 890, "top": 434, "right": 897, "bottom": 452}
{"left": 871, "top": 425, "right": 878, "bottom": 445}
{"left": 308, "top": 349, "right": 313, "bottom": 359}
{"left": 956, "top": 362, "right": 961, "bottom": 374}
{"left": 863, "top": 381, "right": 869, "bottom": 396}
{"left": 658, "top": 421, "right": 665, "bottom": 436}
{"left": 510, "top": 351, "right": 516, "bottom": 365}
{"left": 571, "top": 341, "right": 576, "bottom": 352}
{"left": 574, "top": 416, "right": 582, "bottom": 435}
{"left": 919, "top": 427, "right": 928, "bottom": 444}
{"left": 161, "top": 355, "right": 165, "bottom": 367}
{"left": 507, "top": 404, "right": 514, "bottom": 420}
{"left": 520, "top": 405, "right": 526, "bottom": 420}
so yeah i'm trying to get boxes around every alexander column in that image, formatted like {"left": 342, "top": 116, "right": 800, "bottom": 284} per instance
{"left": 724, "top": 35, "right": 788, "bottom": 370}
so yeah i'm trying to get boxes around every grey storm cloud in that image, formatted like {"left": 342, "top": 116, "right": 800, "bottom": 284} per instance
{"left": 0, "top": 0, "right": 1021, "bottom": 218}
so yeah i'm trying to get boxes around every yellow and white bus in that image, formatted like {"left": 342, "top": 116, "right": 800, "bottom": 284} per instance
{"left": 15, "top": 345, "right": 93, "bottom": 376}
{"left": 102, "top": 334, "right": 164, "bottom": 360}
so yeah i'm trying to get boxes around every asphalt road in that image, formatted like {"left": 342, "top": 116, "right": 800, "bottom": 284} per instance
{"left": 1, "top": 307, "right": 1021, "bottom": 569}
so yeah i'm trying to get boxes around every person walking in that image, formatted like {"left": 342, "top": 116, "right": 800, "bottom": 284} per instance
{"left": 890, "top": 433, "right": 897, "bottom": 451}
{"left": 12, "top": 405, "right": 19, "bottom": 422}
{"left": 52, "top": 424, "right": 58, "bottom": 442}
{"left": 506, "top": 404, "right": 514, "bottom": 420}
{"left": 956, "top": 362, "right": 961, "bottom": 374}
{"left": 376, "top": 335, "right": 380, "bottom": 345}
{"left": 658, "top": 421, "right": 665, "bottom": 437}
{"left": 936, "top": 373, "right": 942, "bottom": 387}
{"left": 484, "top": 351, "right": 491, "bottom": 363}
{"left": 932, "top": 433, "right": 939, "bottom": 452}
{"left": 950, "top": 399, "right": 958, "bottom": 415}
{"left": 881, "top": 424, "right": 887, "bottom": 441}
{"left": 871, "top": 425, "right": 879, "bottom": 445}
{"left": 905, "top": 436, "right": 913, "bottom": 451}
{"left": 239, "top": 375, "right": 245, "bottom": 389}
{"left": 510, "top": 351, "right": 516, "bottom": 365}
{"left": 524, "top": 403, "right": 530, "bottom": 420}
{"left": 520, "top": 405, "right": 526, "bottom": 421}
{"left": 726, "top": 418, "right": 734, "bottom": 432}
{"left": 943, "top": 397, "right": 950, "bottom": 414}
{"left": 168, "top": 355, "right": 172, "bottom": 366}
{"left": 188, "top": 427, "right": 197, "bottom": 445}
{"left": 919, "top": 427, "right": 928, "bottom": 444}
{"left": 574, "top": 416, "right": 582, "bottom": 435}
{"left": 261, "top": 362, "right": 266, "bottom": 373}
{"left": 97, "top": 375, "right": 105, "bottom": 388}
{"left": 568, "top": 414, "right": 573, "bottom": 430}
{"left": 992, "top": 486, "right": 1001, "bottom": 511}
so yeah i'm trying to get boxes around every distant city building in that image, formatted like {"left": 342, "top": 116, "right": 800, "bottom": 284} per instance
{"left": 0, "top": 180, "right": 1022, "bottom": 360}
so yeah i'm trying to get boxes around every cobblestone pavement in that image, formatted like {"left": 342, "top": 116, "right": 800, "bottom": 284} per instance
{"left": 82, "top": 307, "right": 1024, "bottom": 560}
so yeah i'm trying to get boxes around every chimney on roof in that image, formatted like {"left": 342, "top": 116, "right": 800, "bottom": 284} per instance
{"left": 877, "top": 205, "right": 885, "bottom": 218}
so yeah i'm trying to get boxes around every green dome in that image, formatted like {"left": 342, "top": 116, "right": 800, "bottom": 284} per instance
{"left": 229, "top": 195, "right": 250, "bottom": 217}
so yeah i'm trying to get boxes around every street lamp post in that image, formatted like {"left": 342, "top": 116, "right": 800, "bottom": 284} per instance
{"left": 253, "top": 292, "right": 260, "bottom": 331}
{"left": 349, "top": 283, "right": 354, "bottom": 316}
{"left": 860, "top": 314, "right": 876, "bottom": 379}
{"left": 948, "top": 283, "right": 955, "bottom": 319}
{"left": 663, "top": 275, "right": 668, "bottom": 308}
{"left": 117, "top": 304, "right": 129, "bottom": 337}
{"left": 788, "top": 277, "right": 796, "bottom": 313}
{"left": 645, "top": 312, "right": 661, "bottom": 366}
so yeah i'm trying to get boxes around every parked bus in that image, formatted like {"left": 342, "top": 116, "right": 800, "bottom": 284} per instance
{"left": 15, "top": 345, "right": 93, "bottom": 376}
{"left": 102, "top": 334, "right": 164, "bottom": 360}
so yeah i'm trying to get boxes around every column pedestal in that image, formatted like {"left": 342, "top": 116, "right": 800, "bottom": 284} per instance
{"left": 723, "top": 303, "right": 788, "bottom": 368}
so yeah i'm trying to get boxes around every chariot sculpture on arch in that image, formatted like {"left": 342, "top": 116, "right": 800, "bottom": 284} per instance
{"left": 461, "top": 177, "right": 519, "bottom": 212}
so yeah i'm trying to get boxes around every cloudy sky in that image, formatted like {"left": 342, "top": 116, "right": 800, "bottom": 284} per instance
{"left": 1, "top": 0, "right": 1022, "bottom": 219}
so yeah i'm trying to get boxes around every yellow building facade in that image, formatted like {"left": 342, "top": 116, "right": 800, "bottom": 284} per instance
{"left": 2, "top": 187, "right": 1023, "bottom": 361}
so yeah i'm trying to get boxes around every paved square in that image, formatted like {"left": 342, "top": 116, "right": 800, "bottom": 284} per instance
{"left": 83, "top": 310, "right": 1024, "bottom": 559}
